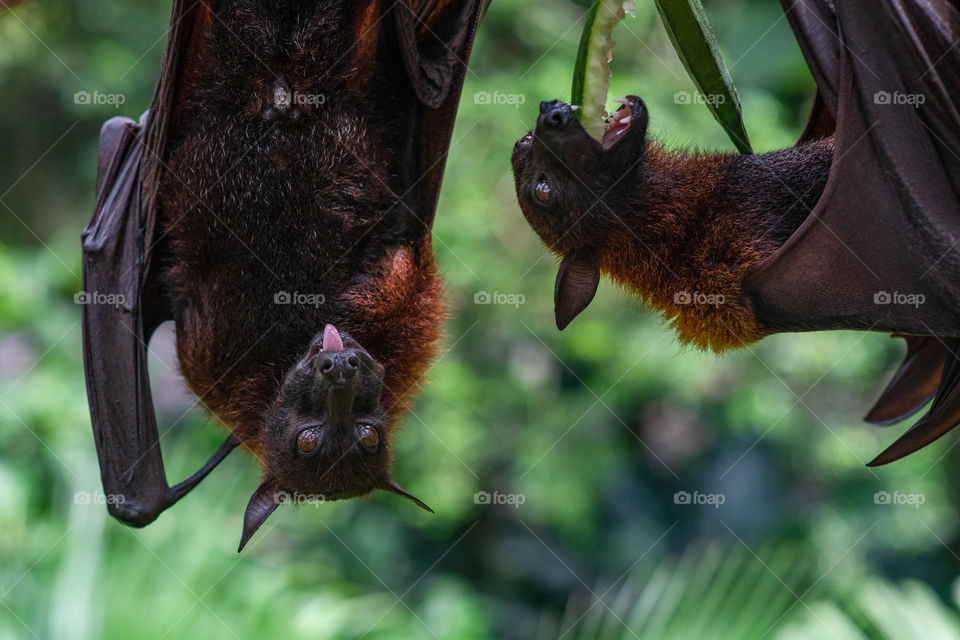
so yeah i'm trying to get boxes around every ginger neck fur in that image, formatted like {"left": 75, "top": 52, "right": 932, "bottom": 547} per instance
{"left": 595, "top": 138, "right": 833, "bottom": 351}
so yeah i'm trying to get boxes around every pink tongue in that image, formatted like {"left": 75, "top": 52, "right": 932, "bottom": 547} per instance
{"left": 322, "top": 324, "right": 344, "bottom": 352}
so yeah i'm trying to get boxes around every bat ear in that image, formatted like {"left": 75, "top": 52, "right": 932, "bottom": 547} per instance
{"left": 554, "top": 255, "right": 601, "bottom": 330}
{"left": 381, "top": 478, "right": 434, "bottom": 513}
{"left": 238, "top": 478, "right": 283, "bottom": 552}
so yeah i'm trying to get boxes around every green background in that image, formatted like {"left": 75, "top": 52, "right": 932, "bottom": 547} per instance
{"left": 2, "top": 1, "right": 959, "bottom": 638}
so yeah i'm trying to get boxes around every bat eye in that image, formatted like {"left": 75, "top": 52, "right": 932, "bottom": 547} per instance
{"left": 357, "top": 424, "right": 379, "bottom": 451}
{"left": 535, "top": 179, "right": 551, "bottom": 204}
{"left": 296, "top": 427, "right": 320, "bottom": 455}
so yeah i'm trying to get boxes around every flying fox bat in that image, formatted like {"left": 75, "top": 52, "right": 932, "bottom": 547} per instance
{"left": 512, "top": 0, "right": 960, "bottom": 466}
{"left": 81, "top": 0, "right": 484, "bottom": 551}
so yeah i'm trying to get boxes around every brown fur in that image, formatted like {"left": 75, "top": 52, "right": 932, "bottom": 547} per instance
{"left": 172, "top": 241, "right": 445, "bottom": 459}
{"left": 156, "top": 1, "right": 446, "bottom": 483}
{"left": 512, "top": 98, "right": 833, "bottom": 351}
{"left": 596, "top": 141, "right": 834, "bottom": 350}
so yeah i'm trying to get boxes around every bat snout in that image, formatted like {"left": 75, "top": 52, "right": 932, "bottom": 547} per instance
{"left": 538, "top": 100, "right": 574, "bottom": 132}
{"left": 317, "top": 352, "right": 360, "bottom": 385}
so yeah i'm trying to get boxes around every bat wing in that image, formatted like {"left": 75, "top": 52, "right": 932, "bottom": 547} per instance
{"left": 391, "top": 0, "right": 486, "bottom": 230}
{"left": 864, "top": 336, "right": 944, "bottom": 427}
{"left": 81, "top": 1, "right": 236, "bottom": 527}
{"left": 868, "top": 338, "right": 960, "bottom": 465}
{"left": 744, "top": 0, "right": 960, "bottom": 335}
{"left": 742, "top": 0, "right": 960, "bottom": 463}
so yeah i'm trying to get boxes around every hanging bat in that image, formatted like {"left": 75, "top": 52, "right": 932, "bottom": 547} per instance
{"left": 82, "top": 0, "right": 484, "bottom": 551}
{"left": 512, "top": 0, "right": 960, "bottom": 466}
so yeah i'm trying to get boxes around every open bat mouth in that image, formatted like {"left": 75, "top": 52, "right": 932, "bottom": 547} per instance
{"left": 601, "top": 98, "right": 635, "bottom": 149}
{"left": 528, "top": 95, "right": 645, "bottom": 154}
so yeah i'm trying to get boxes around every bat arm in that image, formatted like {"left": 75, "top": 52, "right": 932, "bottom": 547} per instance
{"left": 106, "top": 433, "right": 240, "bottom": 527}
{"left": 166, "top": 433, "right": 240, "bottom": 502}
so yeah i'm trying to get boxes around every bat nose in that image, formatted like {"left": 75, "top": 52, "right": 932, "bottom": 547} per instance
{"left": 318, "top": 352, "right": 359, "bottom": 384}
{"left": 538, "top": 100, "right": 572, "bottom": 130}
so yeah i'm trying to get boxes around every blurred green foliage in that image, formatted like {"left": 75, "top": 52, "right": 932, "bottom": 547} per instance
{"left": 1, "top": 1, "right": 960, "bottom": 639}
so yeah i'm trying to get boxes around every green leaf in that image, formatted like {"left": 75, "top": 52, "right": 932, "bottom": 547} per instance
{"left": 571, "top": 0, "right": 632, "bottom": 141}
{"left": 653, "top": 0, "right": 753, "bottom": 153}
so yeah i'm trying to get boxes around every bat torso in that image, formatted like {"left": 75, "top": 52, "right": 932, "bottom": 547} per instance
{"left": 156, "top": 3, "right": 444, "bottom": 443}
{"left": 596, "top": 139, "right": 835, "bottom": 350}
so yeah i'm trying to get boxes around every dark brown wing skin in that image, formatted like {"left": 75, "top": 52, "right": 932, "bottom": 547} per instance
{"left": 82, "top": 112, "right": 238, "bottom": 526}
{"left": 394, "top": 0, "right": 485, "bottom": 228}
{"left": 82, "top": 0, "right": 484, "bottom": 527}
{"left": 744, "top": 0, "right": 960, "bottom": 335}
{"left": 864, "top": 336, "right": 944, "bottom": 427}
{"left": 82, "top": 114, "right": 162, "bottom": 526}
{"left": 869, "top": 338, "right": 960, "bottom": 465}
{"left": 743, "top": 0, "right": 960, "bottom": 464}
{"left": 795, "top": 91, "right": 834, "bottom": 145}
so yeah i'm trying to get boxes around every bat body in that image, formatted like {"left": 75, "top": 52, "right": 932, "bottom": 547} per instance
{"left": 512, "top": 0, "right": 960, "bottom": 465}
{"left": 512, "top": 97, "right": 833, "bottom": 351}
{"left": 82, "top": 0, "right": 483, "bottom": 550}
{"left": 159, "top": 1, "right": 443, "bottom": 458}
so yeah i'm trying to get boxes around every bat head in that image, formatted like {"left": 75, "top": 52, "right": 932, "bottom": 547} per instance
{"left": 511, "top": 95, "right": 649, "bottom": 329}
{"left": 238, "top": 324, "right": 431, "bottom": 551}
